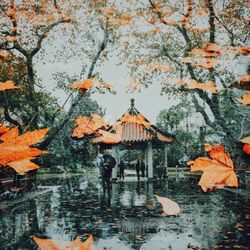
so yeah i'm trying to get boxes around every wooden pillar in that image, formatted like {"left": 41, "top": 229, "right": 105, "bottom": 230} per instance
{"left": 164, "top": 145, "right": 168, "bottom": 177}
{"left": 147, "top": 142, "right": 153, "bottom": 179}
{"left": 112, "top": 146, "right": 120, "bottom": 181}
{"left": 144, "top": 148, "right": 148, "bottom": 177}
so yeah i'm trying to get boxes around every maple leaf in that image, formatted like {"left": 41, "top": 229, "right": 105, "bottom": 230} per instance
{"left": 155, "top": 195, "right": 181, "bottom": 216}
{"left": 32, "top": 234, "right": 94, "bottom": 250}
{"left": 188, "top": 145, "right": 238, "bottom": 192}
{"left": 8, "top": 158, "right": 40, "bottom": 175}
{"left": 0, "top": 123, "right": 9, "bottom": 134}
{"left": 239, "top": 92, "right": 250, "bottom": 105}
{"left": 235, "top": 46, "right": 250, "bottom": 55}
{"left": 70, "top": 79, "right": 94, "bottom": 91}
{"left": 72, "top": 114, "right": 106, "bottom": 138}
{"left": 0, "top": 80, "right": 18, "bottom": 91}
{"left": 32, "top": 237, "right": 61, "bottom": 250}
{"left": 0, "top": 127, "right": 19, "bottom": 142}
{"left": 0, "top": 127, "right": 48, "bottom": 174}
{"left": 0, "top": 146, "right": 44, "bottom": 166}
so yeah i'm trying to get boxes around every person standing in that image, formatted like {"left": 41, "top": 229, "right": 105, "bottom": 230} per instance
{"left": 141, "top": 159, "right": 145, "bottom": 178}
{"left": 135, "top": 159, "right": 141, "bottom": 180}
{"left": 119, "top": 160, "right": 125, "bottom": 180}
{"left": 102, "top": 153, "right": 116, "bottom": 192}
{"left": 96, "top": 151, "right": 104, "bottom": 179}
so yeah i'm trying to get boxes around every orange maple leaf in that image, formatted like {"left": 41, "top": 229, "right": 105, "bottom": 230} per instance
{"left": 239, "top": 92, "right": 250, "bottom": 105}
{"left": 0, "top": 127, "right": 48, "bottom": 174}
{"left": 188, "top": 80, "right": 219, "bottom": 93}
{"left": 8, "top": 158, "right": 40, "bottom": 175}
{"left": 70, "top": 79, "right": 94, "bottom": 90}
{"left": 72, "top": 114, "right": 106, "bottom": 138}
{"left": 235, "top": 46, "right": 250, "bottom": 56}
{"left": 0, "top": 123, "right": 9, "bottom": 134}
{"left": 0, "top": 80, "right": 18, "bottom": 91}
{"left": 0, "top": 127, "right": 19, "bottom": 142}
{"left": 32, "top": 237, "right": 61, "bottom": 250}
{"left": 0, "top": 146, "right": 44, "bottom": 166}
{"left": 32, "top": 234, "right": 94, "bottom": 250}
{"left": 188, "top": 145, "right": 238, "bottom": 192}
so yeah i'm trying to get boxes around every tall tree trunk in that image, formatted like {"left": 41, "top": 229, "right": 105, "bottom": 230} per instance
{"left": 39, "top": 29, "right": 109, "bottom": 149}
{"left": 26, "top": 55, "right": 39, "bottom": 130}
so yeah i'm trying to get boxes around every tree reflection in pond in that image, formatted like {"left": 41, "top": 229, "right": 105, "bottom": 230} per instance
{"left": 0, "top": 171, "right": 249, "bottom": 250}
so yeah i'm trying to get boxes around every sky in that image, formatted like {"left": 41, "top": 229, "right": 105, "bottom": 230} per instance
{"left": 36, "top": 53, "right": 181, "bottom": 125}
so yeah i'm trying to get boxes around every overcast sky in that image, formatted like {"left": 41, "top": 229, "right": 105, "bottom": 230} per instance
{"left": 36, "top": 53, "right": 181, "bottom": 124}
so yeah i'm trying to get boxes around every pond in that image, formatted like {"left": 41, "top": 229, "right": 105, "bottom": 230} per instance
{"left": 0, "top": 169, "right": 250, "bottom": 250}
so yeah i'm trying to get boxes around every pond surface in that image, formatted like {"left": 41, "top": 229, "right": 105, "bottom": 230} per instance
{"left": 0, "top": 169, "right": 250, "bottom": 250}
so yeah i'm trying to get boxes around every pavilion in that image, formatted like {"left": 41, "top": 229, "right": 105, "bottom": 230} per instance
{"left": 91, "top": 99, "right": 175, "bottom": 180}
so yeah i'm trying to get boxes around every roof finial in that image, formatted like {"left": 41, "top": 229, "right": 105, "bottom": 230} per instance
{"left": 130, "top": 98, "right": 135, "bottom": 107}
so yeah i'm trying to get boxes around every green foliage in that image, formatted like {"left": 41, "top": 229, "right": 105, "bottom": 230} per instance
{"left": 45, "top": 96, "right": 103, "bottom": 168}
{"left": 121, "top": 149, "right": 144, "bottom": 165}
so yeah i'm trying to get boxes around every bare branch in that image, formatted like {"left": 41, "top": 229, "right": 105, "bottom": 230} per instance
{"left": 31, "top": 19, "right": 72, "bottom": 57}
{"left": 206, "top": 0, "right": 215, "bottom": 43}
{"left": 191, "top": 94, "right": 213, "bottom": 127}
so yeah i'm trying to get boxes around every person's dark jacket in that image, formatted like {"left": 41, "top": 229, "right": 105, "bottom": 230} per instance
{"left": 103, "top": 154, "right": 116, "bottom": 179}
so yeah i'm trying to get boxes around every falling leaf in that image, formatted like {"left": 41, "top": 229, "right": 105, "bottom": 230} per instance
{"left": 188, "top": 145, "right": 238, "bottom": 192}
{"left": 155, "top": 195, "right": 181, "bottom": 216}
{"left": 0, "top": 126, "right": 48, "bottom": 174}
{"left": 11, "top": 128, "right": 49, "bottom": 146}
{"left": 240, "top": 75, "right": 250, "bottom": 83}
{"left": 0, "top": 123, "right": 9, "bottom": 134}
{"left": 0, "top": 80, "right": 18, "bottom": 91}
{"left": 72, "top": 114, "right": 107, "bottom": 138}
{"left": 239, "top": 92, "right": 250, "bottom": 105}
{"left": 188, "top": 80, "right": 218, "bottom": 93}
{"left": 235, "top": 46, "right": 250, "bottom": 55}
{"left": 32, "top": 234, "right": 94, "bottom": 250}
{"left": 70, "top": 79, "right": 94, "bottom": 90}
{"left": 8, "top": 158, "right": 39, "bottom": 175}
{"left": 0, "top": 127, "right": 19, "bottom": 142}
{"left": 91, "top": 125, "right": 122, "bottom": 144}
{"left": 193, "top": 58, "right": 218, "bottom": 70}
{"left": 203, "top": 43, "right": 222, "bottom": 56}
{"left": 32, "top": 237, "right": 61, "bottom": 250}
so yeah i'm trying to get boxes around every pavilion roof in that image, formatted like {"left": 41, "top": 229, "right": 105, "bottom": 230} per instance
{"left": 91, "top": 99, "right": 174, "bottom": 145}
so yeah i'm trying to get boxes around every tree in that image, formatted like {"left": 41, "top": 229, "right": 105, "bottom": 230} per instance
{"left": 157, "top": 103, "right": 202, "bottom": 166}
{"left": 117, "top": 0, "right": 249, "bottom": 148}
{"left": 43, "top": 96, "right": 103, "bottom": 168}
{"left": 0, "top": 0, "right": 73, "bottom": 129}
{"left": 1, "top": 0, "right": 130, "bottom": 150}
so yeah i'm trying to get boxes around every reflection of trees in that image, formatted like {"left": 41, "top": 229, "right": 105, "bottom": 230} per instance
{"left": 0, "top": 199, "right": 41, "bottom": 249}
{"left": 1, "top": 175, "right": 246, "bottom": 249}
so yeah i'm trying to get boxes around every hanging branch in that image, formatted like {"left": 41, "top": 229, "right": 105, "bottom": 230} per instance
{"left": 147, "top": 0, "right": 238, "bottom": 141}
{"left": 38, "top": 26, "right": 110, "bottom": 149}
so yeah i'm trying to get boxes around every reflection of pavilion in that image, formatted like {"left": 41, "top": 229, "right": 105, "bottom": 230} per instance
{"left": 92, "top": 99, "right": 174, "bottom": 180}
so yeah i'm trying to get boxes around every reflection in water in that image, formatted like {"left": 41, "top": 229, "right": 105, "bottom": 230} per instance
{"left": 0, "top": 171, "right": 250, "bottom": 250}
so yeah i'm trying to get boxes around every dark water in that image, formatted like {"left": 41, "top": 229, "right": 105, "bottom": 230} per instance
{"left": 0, "top": 170, "right": 250, "bottom": 250}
